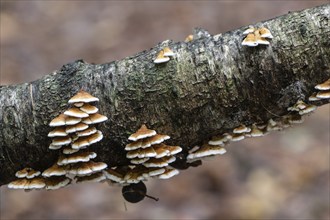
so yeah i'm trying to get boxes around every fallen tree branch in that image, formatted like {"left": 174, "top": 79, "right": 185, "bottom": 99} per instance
{"left": 0, "top": 4, "right": 329, "bottom": 186}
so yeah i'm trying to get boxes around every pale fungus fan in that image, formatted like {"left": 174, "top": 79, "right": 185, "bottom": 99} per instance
{"left": 8, "top": 90, "right": 109, "bottom": 191}
{"left": 8, "top": 168, "right": 47, "bottom": 190}
{"left": 242, "top": 26, "right": 273, "bottom": 47}
{"left": 242, "top": 26, "right": 255, "bottom": 35}
{"left": 258, "top": 27, "right": 273, "bottom": 38}
{"left": 163, "top": 47, "right": 175, "bottom": 57}
{"left": 153, "top": 50, "right": 170, "bottom": 64}
{"left": 233, "top": 124, "right": 251, "bottom": 134}
{"left": 64, "top": 107, "right": 89, "bottom": 118}
{"left": 241, "top": 33, "right": 258, "bottom": 47}
{"left": 68, "top": 90, "right": 99, "bottom": 103}
{"left": 128, "top": 124, "right": 157, "bottom": 141}
{"left": 315, "top": 79, "right": 330, "bottom": 90}
{"left": 309, "top": 78, "right": 330, "bottom": 101}
{"left": 184, "top": 34, "right": 194, "bottom": 42}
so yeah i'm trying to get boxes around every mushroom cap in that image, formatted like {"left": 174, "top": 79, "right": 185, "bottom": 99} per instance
{"left": 163, "top": 47, "right": 175, "bottom": 57}
{"left": 8, "top": 178, "right": 29, "bottom": 189}
{"left": 187, "top": 144, "right": 226, "bottom": 160}
{"left": 123, "top": 169, "right": 146, "bottom": 184}
{"left": 299, "top": 105, "right": 317, "bottom": 115}
{"left": 103, "top": 168, "right": 124, "bottom": 183}
{"left": 153, "top": 144, "right": 182, "bottom": 157}
{"left": 316, "top": 91, "right": 330, "bottom": 99}
{"left": 308, "top": 93, "right": 320, "bottom": 101}
{"left": 258, "top": 27, "right": 273, "bottom": 38}
{"left": 158, "top": 168, "right": 179, "bottom": 179}
{"left": 73, "top": 102, "right": 84, "bottom": 107}
{"left": 8, "top": 178, "right": 46, "bottom": 190}
{"left": 147, "top": 167, "right": 166, "bottom": 177}
{"left": 256, "top": 38, "right": 270, "bottom": 45}
{"left": 57, "top": 151, "right": 97, "bottom": 165}
{"left": 233, "top": 124, "right": 251, "bottom": 134}
{"left": 15, "top": 168, "right": 41, "bottom": 179}
{"left": 152, "top": 145, "right": 170, "bottom": 158}
{"left": 153, "top": 50, "right": 170, "bottom": 64}
{"left": 127, "top": 147, "right": 157, "bottom": 159}
{"left": 51, "top": 136, "right": 72, "bottom": 146}
{"left": 64, "top": 107, "right": 89, "bottom": 118}
{"left": 49, "top": 114, "right": 81, "bottom": 127}
{"left": 49, "top": 144, "right": 64, "bottom": 150}
{"left": 62, "top": 146, "right": 80, "bottom": 154}
{"left": 42, "top": 163, "right": 67, "bottom": 177}
{"left": 49, "top": 114, "right": 67, "bottom": 127}
{"left": 143, "top": 156, "right": 176, "bottom": 168}
{"left": 250, "top": 124, "right": 264, "bottom": 137}
{"left": 82, "top": 113, "right": 108, "bottom": 124}
{"left": 76, "top": 172, "right": 106, "bottom": 183}
{"left": 65, "top": 123, "right": 89, "bottom": 134}
{"left": 76, "top": 126, "right": 97, "bottom": 137}
{"left": 130, "top": 157, "right": 150, "bottom": 165}
{"left": 45, "top": 176, "right": 71, "bottom": 190}
{"left": 128, "top": 124, "right": 157, "bottom": 141}
{"left": 315, "top": 79, "right": 330, "bottom": 90}
{"left": 141, "top": 134, "right": 170, "bottom": 149}
{"left": 71, "top": 130, "right": 103, "bottom": 149}
{"left": 242, "top": 33, "right": 258, "bottom": 47}
{"left": 68, "top": 90, "right": 99, "bottom": 104}
{"left": 26, "top": 170, "right": 41, "bottom": 179}
{"left": 27, "top": 177, "right": 46, "bottom": 189}
{"left": 243, "top": 27, "right": 255, "bottom": 35}
{"left": 80, "top": 103, "right": 99, "bottom": 114}
{"left": 208, "top": 133, "right": 232, "bottom": 145}
{"left": 15, "top": 168, "right": 32, "bottom": 178}
{"left": 48, "top": 127, "right": 67, "bottom": 137}
{"left": 68, "top": 161, "right": 107, "bottom": 176}
{"left": 231, "top": 134, "right": 245, "bottom": 141}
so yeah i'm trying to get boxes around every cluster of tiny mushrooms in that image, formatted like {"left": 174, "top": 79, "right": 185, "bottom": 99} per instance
{"left": 7, "top": 26, "right": 330, "bottom": 204}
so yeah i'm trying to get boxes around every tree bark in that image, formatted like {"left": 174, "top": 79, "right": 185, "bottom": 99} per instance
{"left": 0, "top": 4, "right": 329, "bottom": 186}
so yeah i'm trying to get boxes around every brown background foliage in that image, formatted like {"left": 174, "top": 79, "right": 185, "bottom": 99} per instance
{"left": 0, "top": 1, "right": 329, "bottom": 219}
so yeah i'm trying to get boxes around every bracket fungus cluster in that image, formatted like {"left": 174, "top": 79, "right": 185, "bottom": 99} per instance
{"left": 46, "top": 90, "right": 108, "bottom": 185}
{"left": 8, "top": 91, "right": 108, "bottom": 191}
{"left": 153, "top": 47, "right": 175, "bottom": 64}
{"left": 7, "top": 167, "right": 71, "bottom": 191}
{"left": 103, "top": 125, "right": 182, "bottom": 187}
{"left": 287, "top": 100, "right": 317, "bottom": 116}
{"left": 188, "top": 98, "right": 319, "bottom": 162}
{"left": 242, "top": 26, "right": 273, "bottom": 47}
{"left": 309, "top": 78, "right": 330, "bottom": 101}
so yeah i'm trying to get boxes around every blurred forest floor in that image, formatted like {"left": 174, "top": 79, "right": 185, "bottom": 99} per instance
{"left": 0, "top": 1, "right": 329, "bottom": 219}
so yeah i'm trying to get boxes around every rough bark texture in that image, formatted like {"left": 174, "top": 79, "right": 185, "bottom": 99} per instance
{"left": 0, "top": 4, "right": 329, "bottom": 186}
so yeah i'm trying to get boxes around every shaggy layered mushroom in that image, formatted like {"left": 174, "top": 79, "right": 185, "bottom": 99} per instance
{"left": 45, "top": 90, "right": 108, "bottom": 186}
{"left": 103, "top": 125, "right": 182, "bottom": 185}
{"left": 8, "top": 90, "right": 109, "bottom": 191}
